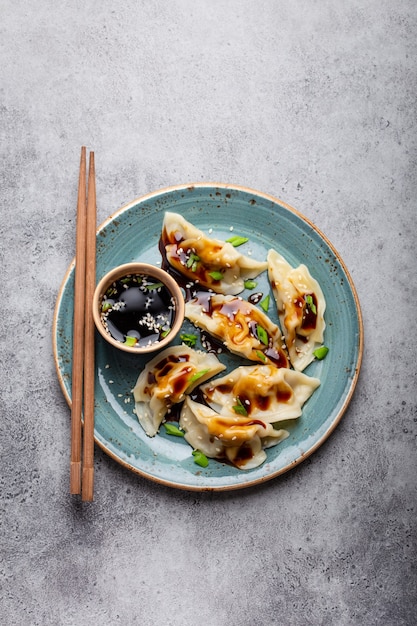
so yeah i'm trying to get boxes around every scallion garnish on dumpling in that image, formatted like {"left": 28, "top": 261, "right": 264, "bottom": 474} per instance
{"left": 161, "top": 212, "right": 267, "bottom": 295}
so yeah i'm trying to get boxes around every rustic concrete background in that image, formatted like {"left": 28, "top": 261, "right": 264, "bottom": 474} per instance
{"left": 1, "top": 1, "right": 416, "bottom": 624}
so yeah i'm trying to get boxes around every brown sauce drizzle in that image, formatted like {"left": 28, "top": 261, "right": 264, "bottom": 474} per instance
{"left": 212, "top": 382, "right": 234, "bottom": 395}
{"left": 164, "top": 404, "right": 182, "bottom": 422}
{"left": 233, "top": 445, "right": 254, "bottom": 465}
{"left": 253, "top": 395, "right": 272, "bottom": 412}
{"left": 193, "top": 291, "right": 213, "bottom": 314}
{"left": 300, "top": 292, "right": 318, "bottom": 331}
{"left": 204, "top": 373, "right": 292, "bottom": 418}
{"left": 172, "top": 368, "right": 193, "bottom": 395}
{"left": 264, "top": 347, "right": 289, "bottom": 368}
{"left": 159, "top": 232, "right": 225, "bottom": 291}
{"left": 159, "top": 235, "right": 195, "bottom": 298}
{"left": 200, "top": 331, "right": 224, "bottom": 355}
{"left": 147, "top": 371, "right": 156, "bottom": 385}
{"left": 248, "top": 292, "right": 263, "bottom": 305}
{"left": 145, "top": 353, "right": 192, "bottom": 399}
{"left": 276, "top": 383, "right": 293, "bottom": 403}
{"left": 190, "top": 291, "right": 289, "bottom": 368}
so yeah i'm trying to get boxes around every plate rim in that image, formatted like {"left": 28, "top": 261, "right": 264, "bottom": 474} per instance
{"left": 53, "top": 182, "right": 364, "bottom": 491}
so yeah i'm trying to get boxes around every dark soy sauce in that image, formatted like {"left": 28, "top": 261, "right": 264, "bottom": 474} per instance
{"left": 101, "top": 274, "right": 176, "bottom": 348}
{"left": 159, "top": 236, "right": 191, "bottom": 292}
{"left": 248, "top": 292, "right": 263, "bottom": 305}
{"left": 293, "top": 293, "right": 319, "bottom": 345}
{"left": 299, "top": 293, "right": 318, "bottom": 331}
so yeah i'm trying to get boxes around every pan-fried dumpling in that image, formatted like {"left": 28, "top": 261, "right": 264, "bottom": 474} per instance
{"left": 133, "top": 345, "right": 226, "bottom": 436}
{"left": 267, "top": 249, "right": 326, "bottom": 371}
{"left": 200, "top": 364, "right": 320, "bottom": 423}
{"left": 185, "top": 292, "right": 289, "bottom": 368}
{"left": 179, "top": 397, "right": 289, "bottom": 470}
{"left": 161, "top": 212, "right": 267, "bottom": 295}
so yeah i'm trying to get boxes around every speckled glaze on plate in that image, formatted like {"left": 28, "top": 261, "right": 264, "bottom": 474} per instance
{"left": 53, "top": 184, "right": 363, "bottom": 491}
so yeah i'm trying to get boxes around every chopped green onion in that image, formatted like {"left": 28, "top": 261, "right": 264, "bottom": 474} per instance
{"left": 186, "top": 252, "right": 200, "bottom": 272}
{"left": 161, "top": 328, "right": 171, "bottom": 338}
{"left": 244, "top": 280, "right": 257, "bottom": 290}
{"left": 232, "top": 396, "right": 248, "bottom": 417}
{"left": 305, "top": 294, "right": 317, "bottom": 315}
{"left": 226, "top": 235, "right": 249, "bottom": 247}
{"left": 256, "top": 324, "right": 269, "bottom": 346}
{"left": 145, "top": 281, "right": 164, "bottom": 291}
{"left": 124, "top": 336, "right": 138, "bottom": 347}
{"left": 192, "top": 450, "right": 209, "bottom": 467}
{"left": 313, "top": 346, "right": 329, "bottom": 360}
{"left": 101, "top": 301, "right": 113, "bottom": 313}
{"left": 180, "top": 333, "right": 198, "bottom": 347}
{"left": 188, "top": 369, "right": 210, "bottom": 384}
{"left": 208, "top": 270, "right": 223, "bottom": 281}
{"left": 256, "top": 350, "right": 266, "bottom": 362}
{"left": 163, "top": 423, "right": 185, "bottom": 437}
{"left": 259, "top": 295, "right": 270, "bottom": 312}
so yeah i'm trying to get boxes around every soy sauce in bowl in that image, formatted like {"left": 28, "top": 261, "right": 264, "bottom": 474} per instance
{"left": 93, "top": 263, "right": 185, "bottom": 354}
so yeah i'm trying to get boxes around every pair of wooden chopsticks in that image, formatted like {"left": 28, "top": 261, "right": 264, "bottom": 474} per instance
{"left": 70, "top": 146, "right": 96, "bottom": 501}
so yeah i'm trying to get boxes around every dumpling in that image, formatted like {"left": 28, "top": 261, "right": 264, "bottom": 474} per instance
{"left": 161, "top": 211, "right": 267, "bottom": 295}
{"left": 179, "top": 397, "right": 289, "bottom": 470}
{"left": 133, "top": 345, "right": 226, "bottom": 436}
{"left": 200, "top": 364, "right": 320, "bottom": 423}
{"left": 267, "top": 249, "right": 326, "bottom": 371}
{"left": 185, "top": 292, "right": 289, "bottom": 368}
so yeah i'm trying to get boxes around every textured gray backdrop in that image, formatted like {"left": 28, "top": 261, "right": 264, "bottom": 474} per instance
{"left": 1, "top": 1, "right": 416, "bottom": 625}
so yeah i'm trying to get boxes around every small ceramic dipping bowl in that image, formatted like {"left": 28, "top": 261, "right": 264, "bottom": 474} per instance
{"left": 92, "top": 262, "right": 185, "bottom": 354}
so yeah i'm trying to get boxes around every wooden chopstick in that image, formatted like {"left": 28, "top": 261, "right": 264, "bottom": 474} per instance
{"left": 70, "top": 147, "right": 96, "bottom": 501}
{"left": 70, "top": 147, "right": 87, "bottom": 494}
{"left": 82, "top": 151, "right": 96, "bottom": 501}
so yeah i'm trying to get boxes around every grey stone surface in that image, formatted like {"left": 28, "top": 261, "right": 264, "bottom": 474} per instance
{"left": 1, "top": 1, "right": 416, "bottom": 625}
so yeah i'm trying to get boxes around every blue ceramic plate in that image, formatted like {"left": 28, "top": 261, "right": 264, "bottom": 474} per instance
{"left": 53, "top": 184, "right": 363, "bottom": 491}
